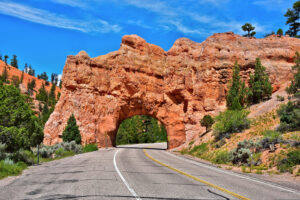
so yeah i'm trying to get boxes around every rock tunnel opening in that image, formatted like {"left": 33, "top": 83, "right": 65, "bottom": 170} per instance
{"left": 115, "top": 115, "right": 168, "bottom": 149}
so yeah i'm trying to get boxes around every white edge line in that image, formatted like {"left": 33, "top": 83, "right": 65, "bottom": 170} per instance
{"left": 113, "top": 149, "right": 141, "bottom": 200}
{"left": 165, "top": 151, "right": 300, "bottom": 195}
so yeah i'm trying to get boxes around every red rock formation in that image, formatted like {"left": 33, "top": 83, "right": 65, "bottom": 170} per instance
{"left": 43, "top": 32, "right": 300, "bottom": 149}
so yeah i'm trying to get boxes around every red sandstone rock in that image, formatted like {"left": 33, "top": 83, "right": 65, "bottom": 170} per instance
{"left": 43, "top": 32, "right": 300, "bottom": 149}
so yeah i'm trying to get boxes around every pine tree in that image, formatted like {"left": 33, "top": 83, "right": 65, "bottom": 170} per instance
{"left": 242, "top": 23, "right": 256, "bottom": 37}
{"left": 62, "top": 114, "right": 81, "bottom": 144}
{"left": 226, "top": 62, "right": 248, "bottom": 110}
{"left": 37, "top": 72, "right": 48, "bottom": 81}
{"left": 284, "top": 1, "right": 300, "bottom": 37}
{"left": 49, "top": 83, "right": 56, "bottom": 106}
{"left": 36, "top": 83, "right": 48, "bottom": 103}
{"left": 11, "top": 76, "right": 20, "bottom": 88}
{"left": 41, "top": 104, "right": 50, "bottom": 124}
{"left": 0, "top": 54, "right": 2, "bottom": 61}
{"left": 248, "top": 58, "right": 273, "bottom": 104}
{"left": 287, "top": 51, "right": 300, "bottom": 95}
{"left": 27, "top": 79, "right": 36, "bottom": 96}
{"left": 4, "top": 55, "right": 8, "bottom": 65}
{"left": 10, "top": 55, "right": 18, "bottom": 69}
{"left": 277, "top": 28, "right": 284, "bottom": 36}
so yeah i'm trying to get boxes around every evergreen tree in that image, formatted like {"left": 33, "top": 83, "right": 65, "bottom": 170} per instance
{"left": 49, "top": 83, "right": 56, "bottom": 106}
{"left": 36, "top": 83, "right": 48, "bottom": 103}
{"left": 20, "top": 71, "right": 24, "bottom": 83}
{"left": 287, "top": 51, "right": 300, "bottom": 95}
{"left": 41, "top": 104, "right": 50, "bottom": 124}
{"left": 27, "top": 79, "right": 36, "bottom": 96}
{"left": 37, "top": 72, "right": 48, "bottom": 81}
{"left": 51, "top": 73, "right": 58, "bottom": 85}
{"left": 277, "top": 28, "right": 284, "bottom": 36}
{"left": 1, "top": 66, "right": 8, "bottom": 83}
{"left": 0, "top": 54, "right": 2, "bottom": 61}
{"left": 11, "top": 76, "right": 20, "bottom": 88}
{"left": 284, "top": 1, "right": 300, "bottom": 37}
{"left": 4, "top": 55, "right": 8, "bottom": 65}
{"left": 242, "top": 23, "right": 256, "bottom": 37}
{"left": 226, "top": 62, "right": 248, "bottom": 110}
{"left": 28, "top": 65, "right": 35, "bottom": 76}
{"left": 248, "top": 58, "right": 273, "bottom": 104}
{"left": 10, "top": 55, "right": 18, "bottom": 69}
{"left": 62, "top": 114, "right": 81, "bottom": 144}
{"left": 200, "top": 115, "right": 214, "bottom": 132}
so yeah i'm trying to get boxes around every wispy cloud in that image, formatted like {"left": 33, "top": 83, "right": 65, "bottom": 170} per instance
{"left": 0, "top": 1, "right": 121, "bottom": 33}
{"left": 50, "top": 0, "right": 87, "bottom": 8}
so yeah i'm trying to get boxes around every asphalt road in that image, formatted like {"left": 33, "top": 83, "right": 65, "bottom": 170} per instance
{"left": 0, "top": 143, "right": 300, "bottom": 200}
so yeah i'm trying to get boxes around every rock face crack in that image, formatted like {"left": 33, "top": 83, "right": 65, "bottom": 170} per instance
{"left": 43, "top": 33, "right": 300, "bottom": 149}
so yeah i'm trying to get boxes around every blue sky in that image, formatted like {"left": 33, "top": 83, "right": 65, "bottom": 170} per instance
{"left": 0, "top": 0, "right": 296, "bottom": 77}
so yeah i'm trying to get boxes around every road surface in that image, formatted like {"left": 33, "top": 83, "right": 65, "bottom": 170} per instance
{"left": 0, "top": 143, "right": 300, "bottom": 200}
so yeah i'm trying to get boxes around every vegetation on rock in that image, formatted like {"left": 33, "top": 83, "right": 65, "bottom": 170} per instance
{"left": 62, "top": 114, "right": 81, "bottom": 144}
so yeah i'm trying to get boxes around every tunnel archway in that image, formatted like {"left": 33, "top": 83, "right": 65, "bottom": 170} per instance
{"left": 115, "top": 115, "right": 167, "bottom": 147}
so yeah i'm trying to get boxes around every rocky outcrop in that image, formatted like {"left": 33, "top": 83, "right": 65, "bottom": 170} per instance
{"left": 43, "top": 32, "right": 300, "bottom": 149}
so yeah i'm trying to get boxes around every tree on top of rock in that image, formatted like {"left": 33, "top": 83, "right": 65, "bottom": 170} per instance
{"left": 226, "top": 62, "right": 248, "bottom": 110}
{"left": 62, "top": 114, "right": 81, "bottom": 144}
{"left": 277, "top": 28, "right": 284, "bottom": 36}
{"left": 242, "top": 23, "right": 256, "bottom": 37}
{"left": 10, "top": 55, "right": 18, "bottom": 69}
{"left": 284, "top": 1, "right": 300, "bottom": 37}
{"left": 248, "top": 58, "right": 273, "bottom": 104}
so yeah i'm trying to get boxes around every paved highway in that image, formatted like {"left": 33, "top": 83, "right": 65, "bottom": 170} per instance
{"left": 0, "top": 143, "right": 300, "bottom": 200}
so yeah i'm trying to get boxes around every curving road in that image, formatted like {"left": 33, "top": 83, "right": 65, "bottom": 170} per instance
{"left": 0, "top": 143, "right": 300, "bottom": 200}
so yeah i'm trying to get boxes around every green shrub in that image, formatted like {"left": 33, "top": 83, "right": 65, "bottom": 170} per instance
{"left": 213, "top": 151, "right": 232, "bottom": 164}
{"left": 0, "top": 143, "right": 6, "bottom": 160}
{"left": 12, "top": 150, "right": 35, "bottom": 165}
{"left": 213, "top": 110, "right": 250, "bottom": 141}
{"left": 189, "top": 143, "right": 208, "bottom": 155}
{"left": 0, "top": 160, "right": 27, "bottom": 179}
{"left": 55, "top": 148, "right": 65, "bottom": 157}
{"left": 278, "top": 150, "right": 300, "bottom": 173}
{"left": 277, "top": 101, "right": 300, "bottom": 132}
{"left": 200, "top": 115, "right": 214, "bottom": 132}
{"left": 83, "top": 144, "right": 98, "bottom": 153}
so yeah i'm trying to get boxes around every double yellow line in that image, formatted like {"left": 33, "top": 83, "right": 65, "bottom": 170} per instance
{"left": 143, "top": 149, "right": 250, "bottom": 200}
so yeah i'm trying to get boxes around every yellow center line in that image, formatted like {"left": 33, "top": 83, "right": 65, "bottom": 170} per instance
{"left": 143, "top": 149, "right": 250, "bottom": 200}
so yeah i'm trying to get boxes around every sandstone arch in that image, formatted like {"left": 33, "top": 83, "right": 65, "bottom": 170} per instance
{"left": 43, "top": 32, "right": 300, "bottom": 149}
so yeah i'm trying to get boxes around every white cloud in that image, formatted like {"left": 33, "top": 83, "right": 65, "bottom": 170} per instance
{"left": 0, "top": 2, "right": 121, "bottom": 33}
{"left": 50, "top": 0, "right": 87, "bottom": 8}
{"left": 167, "top": 20, "right": 205, "bottom": 35}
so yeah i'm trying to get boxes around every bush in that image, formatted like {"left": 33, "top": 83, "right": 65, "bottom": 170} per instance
{"left": 276, "top": 95, "right": 285, "bottom": 101}
{"left": 213, "top": 151, "right": 232, "bottom": 164}
{"left": 278, "top": 150, "right": 300, "bottom": 173}
{"left": 213, "top": 110, "right": 250, "bottom": 141}
{"left": 200, "top": 115, "right": 214, "bottom": 132}
{"left": 0, "top": 160, "right": 27, "bottom": 179}
{"left": 277, "top": 101, "right": 300, "bottom": 132}
{"left": 83, "top": 144, "right": 98, "bottom": 153}
{"left": 259, "top": 130, "right": 282, "bottom": 150}
{"left": 55, "top": 148, "right": 65, "bottom": 157}
{"left": 11, "top": 150, "right": 35, "bottom": 165}
{"left": 0, "top": 143, "right": 6, "bottom": 160}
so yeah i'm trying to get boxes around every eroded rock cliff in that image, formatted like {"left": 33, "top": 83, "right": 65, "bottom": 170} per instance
{"left": 43, "top": 32, "right": 300, "bottom": 149}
